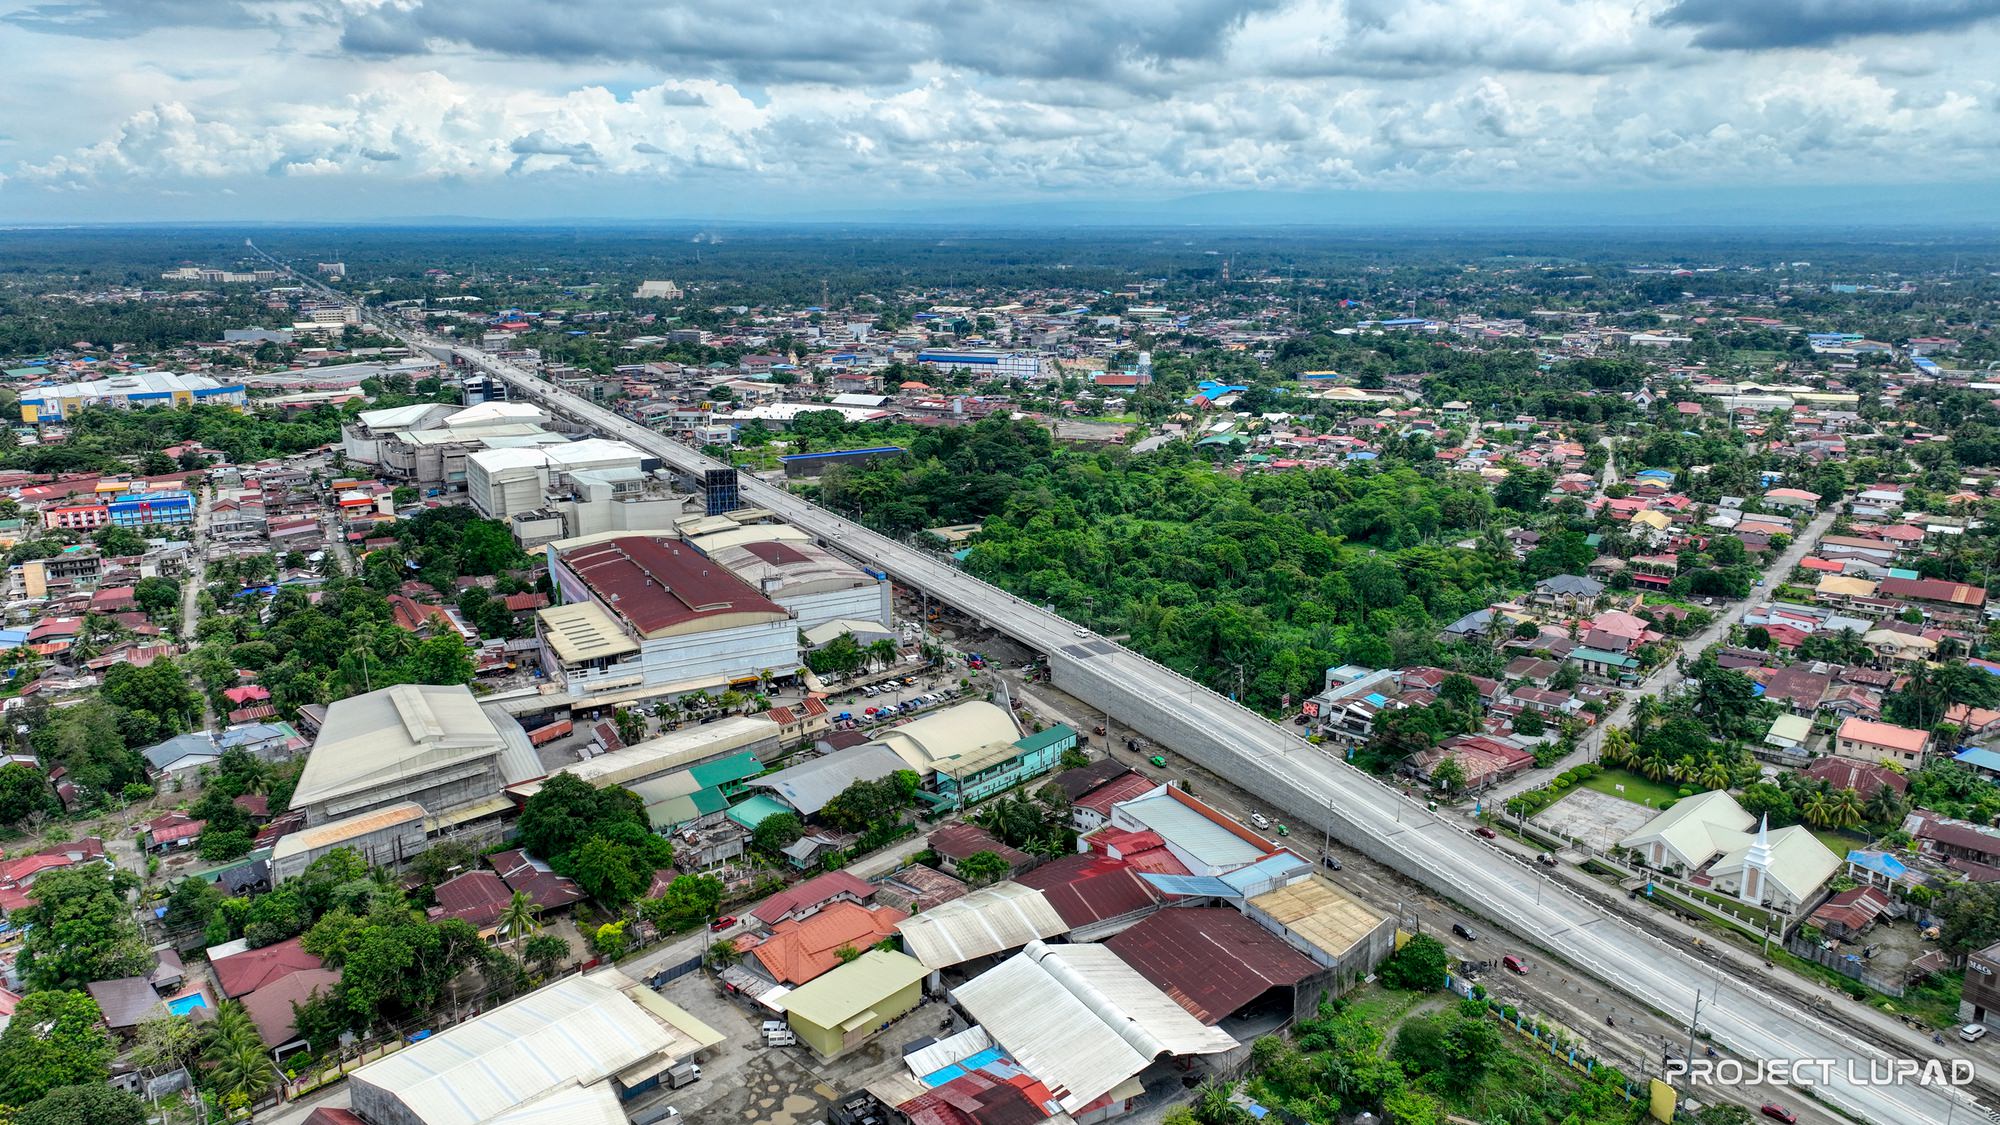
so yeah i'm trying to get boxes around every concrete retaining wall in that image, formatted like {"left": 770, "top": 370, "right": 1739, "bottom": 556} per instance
{"left": 1048, "top": 651, "right": 1448, "bottom": 886}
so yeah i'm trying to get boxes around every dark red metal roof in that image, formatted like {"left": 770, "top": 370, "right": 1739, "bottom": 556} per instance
{"left": 560, "top": 536, "right": 784, "bottom": 636}
{"left": 1013, "top": 854, "right": 1161, "bottom": 929}
{"left": 1105, "top": 907, "right": 1318, "bottom": 1024}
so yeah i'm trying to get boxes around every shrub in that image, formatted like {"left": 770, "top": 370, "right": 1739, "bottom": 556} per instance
{"left": 1677, "top": 786, "right": 1696, "bottom": 798}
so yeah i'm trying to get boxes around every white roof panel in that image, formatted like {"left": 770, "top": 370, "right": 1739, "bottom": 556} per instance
{"left": 896, "top": 882, "right": 1067, "bottom": 970}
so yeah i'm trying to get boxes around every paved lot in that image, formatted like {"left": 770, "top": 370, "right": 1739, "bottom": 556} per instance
{"left": 1530, "top": 786, "right": 1657, "bottom": 853}
{"left": 647, "top": 971, "right": 954, "bottom": 1124}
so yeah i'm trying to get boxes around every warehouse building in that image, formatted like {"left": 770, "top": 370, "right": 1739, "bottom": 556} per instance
{"left": 697, "top": 528, "right": 892, "bottom": 633}
{"left": 779, "top": 949, "right": 929, "bottom": 1058}
{"left": 348, "top": 968, "right": 722, "bottom": 1125}
{"left": 950, "top": 940, "right": 1237, "bottom": 1116}
{"left": 539, "top": 534, "right": 800, "bottom": 698}
{"left": 271, "top": 802, "right": 427, "bottom": 883}
{"left": 19, "top": 372, "right": 247, "bottom": 424}
{"left": 289, "top": 684, "right": 541, "bottom": 830}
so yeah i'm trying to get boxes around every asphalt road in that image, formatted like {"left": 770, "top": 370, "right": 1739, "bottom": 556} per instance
{"left": 245, "top": 260, "right": 1980, "bottom": 1125}
{"left": 1490, "top": 500, "right": 1844, "bottom": 802}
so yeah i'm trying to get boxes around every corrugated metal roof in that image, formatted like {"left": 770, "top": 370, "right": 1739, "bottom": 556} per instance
{"left": 902, "top": 1025, "right": 995, "bottom": 1079}
{"left": 951, "top": 941, "right": 1235, "bottom": 1114}
{"left": 779, "top": 949, "right": 927, "bottom": 1029}
{"left": 1136, "top": 873, "right": 1234, "bottom": 898}
{"left": 1105, "top": 908, "right": 1320, "bottom": 1024}
{"left": 1218, "top": 851, "right": 1312, "bottom": 899}
{"left": 351, "top": 971, "right": 671, "bottom": 1125}
{"left": 1247, "top": 876, "right": 1386, "bottom": 960}
{"left": 897, "top": 883, "right": 1068, "bottom": 970}
{"left": 1114, "top": 794, "right": 1266, "bottom": 870}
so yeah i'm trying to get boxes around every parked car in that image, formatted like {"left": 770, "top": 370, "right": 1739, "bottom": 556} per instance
{"left": 764, "top": 1029, "right": 797, "bottom": 1047}
{"left": 709, "top": 915, "right": 737, "bottom": 931}
{"left": 1474, "top": 826, "right": 1497, "bottom": 839}
{"left": 1321, "top": 853, "right": 1342, "bottom": 870}
{"left": 1759, "top": 1105, "right": 1796, "bottom": 1124}
{"left": 1249, "top": 812, "right": 1271, "bottom": 830}
{"left": 1453, "top": 923, "right": 1480, "bottom": 941}
{"left": 1503, "top": 954, "right": 1529, "bottom": 974}
{"left": 1962, "top": 1024, "right": 1988, "bottom": 1043}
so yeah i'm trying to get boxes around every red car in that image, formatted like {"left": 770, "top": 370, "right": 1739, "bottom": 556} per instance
{"left": 1502, "top": 954, "right": 1529, "bottom": 974}
{"left": 709, "top": 915, "right": 737, "bottom": 932}
{"left": 1474, "top": 826, "right": 1497, "bottom": 839}
{"left": 1760, "top": 1105, "right": 1796, "bottom": 1124}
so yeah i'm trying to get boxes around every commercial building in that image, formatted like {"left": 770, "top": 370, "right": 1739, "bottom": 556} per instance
{"left": 106, "top": 490, "right": 195, "bottom": 529}
{"left": 19, "top": 372, "right": 247, "bottom": 424}
{"left": 1243, "top": 876, "right": 1394, "bottom": 995}
{"left": 349, "top": 968, "right": 722, "bottom": 1125}
{"left": 270, "top": 801, "right": 428, "bottom": 883}
{"left": 779, "top": 949, "right": 929, "bottom": 1057}
{"left": 289, "top": 684, "right": 540, "bottom": 829}
{"left": 915, "top": 350, "right": 1046, "bottom": 380}
{"left": 539, "top": 534, "right": 799, "bottom": 699}
{"left": 949, "top": 941, "right": 1238, "bottom": 1116}
{"left": 1105, "top": 907, "right": 1324, "bottom": 1027}
{"left": 696, "top": 527, "right": 892, "bottom": 633}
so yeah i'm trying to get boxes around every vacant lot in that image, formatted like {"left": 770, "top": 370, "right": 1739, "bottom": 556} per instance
{"left": 1531, "top": 786, "right": 1658, "bottom": 852}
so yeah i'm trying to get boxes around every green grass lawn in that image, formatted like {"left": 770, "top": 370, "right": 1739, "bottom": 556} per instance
{"left": 1811, "top": 827, "right": 1866, "bottom": 858}
{"left": 1577, "top": 768, "right": 1686, "bottom": 809}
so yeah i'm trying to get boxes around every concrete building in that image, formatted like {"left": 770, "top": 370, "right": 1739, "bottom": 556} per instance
{"left": 697, "top": 527, "right": 891, "bottom": 633}
{"left": 539, "top": 534, "right": 800, "bottom": 699}
{"left": 780, "top": 949, "right": 928, "bottom": 1057}
{"left": 914, "top": 350, "right": 1045, "bottom": 380}
{"left": 468, "top": 440, "right": 651, "bottom": 521}
{"left": 289, "top": 684, "right": 540, "bottom": 828}
{"left": 19, "top": 372, "right": 246, "bottom": 424}
{"left": 348, "top": 968, "right": 722, "bottom": 1125}
{"left": 271, "top": 801, "right": 428, "bottom": 883}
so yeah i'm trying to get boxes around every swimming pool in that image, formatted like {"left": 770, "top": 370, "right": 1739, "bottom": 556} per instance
{"left": 167, "top": 994, "right": 209, "bottom": 1017}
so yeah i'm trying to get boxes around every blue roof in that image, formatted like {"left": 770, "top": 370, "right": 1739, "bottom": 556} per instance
{"left": 1219, "top": 851, "right": 1312, "bottom": 895}
{"left": 1846, "top": 850, "right": 1908, "bottom": 879}
{"left": 1956, "top": 747, "right": 2000, "bottom": 773}
{"left": 1138, "top": 873, "right": 1235, "bottom": 898}
{"left": 777, "top": 446, "right": 905, "bottom": 462}
{"left": 1636, "top": 468, "right": 1676, "bottom": 480}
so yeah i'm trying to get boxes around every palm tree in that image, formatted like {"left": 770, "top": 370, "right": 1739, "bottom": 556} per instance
{"left": 1826, "top": 788, "right": 1866, "bottom": 830}
{"left": 865, "top": 639, "right": 898, "bottom": 669}
{"left": 498, "top": 890, "right": 541, "bottom": 960}
{"left": 374, "top": 625, "right": 417, "bottom": 663}
{"left": 1697, "top": 759, "right": 1732, "bottom": 792}
{"left": 1864, "top": 784, "right": 1907, "bottom": 828}
{"left": 1801, "top": 789, "right": 1834, "bottom": 829}
{"left": 209, "top": 1035, "right": 280, "bottom": 1111}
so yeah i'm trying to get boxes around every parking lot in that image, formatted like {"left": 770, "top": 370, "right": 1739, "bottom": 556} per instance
{"left": 1529, "top": 786, "right": 1658, "bottom": 852}
{"left": 647, "top": 970, "right": 958, "bottom": 1124}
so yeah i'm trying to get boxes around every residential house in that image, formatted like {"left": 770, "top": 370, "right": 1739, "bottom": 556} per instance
{"left": 1833, "top": 717, "right": 1930, "bottom": 768}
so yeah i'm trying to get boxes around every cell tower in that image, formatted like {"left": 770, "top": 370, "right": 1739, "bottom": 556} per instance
{"left": 821, "top": 278, "right": 830, "bottom": 311}
{"left": 1221, "top": 256, "right": 1231, "bottom": 284}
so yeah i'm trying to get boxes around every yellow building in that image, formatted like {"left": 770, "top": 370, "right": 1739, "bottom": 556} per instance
{"left": 781, "top": 949, "right": 927, "bottom": 1057}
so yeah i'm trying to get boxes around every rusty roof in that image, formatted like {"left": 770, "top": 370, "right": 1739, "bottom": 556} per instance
{"left": 1105, "top": 907, "right": 1318, "bottom": 1024}
{"left": 560, "top": 536, "right": 785, "bottom": 636}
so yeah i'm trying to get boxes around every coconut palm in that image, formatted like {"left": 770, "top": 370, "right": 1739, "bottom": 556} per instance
{"left": 1826, "top": 788, "right": 1866, "bottom": 830}
{"left": 1697, "top": 759, "right": 1732, "bottom": 792}
{"left": 209, "top": 1034, "right": 280, "bottom": 1110}
{"left": 1801, "top": 788, "right": 1834, "bottom": 829}
{"left": 498, "top": 890, "right": 541, "bottom": 960}
{"left": 374, "top": 625, "right": 417, "bottom": 662}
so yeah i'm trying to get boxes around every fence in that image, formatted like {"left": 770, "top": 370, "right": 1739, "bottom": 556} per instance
{"left": 1784, "top": 934, "right": 1906, "bottom": 998}
{"left": 648, "top": 953, "right": 704, "bottom": 988}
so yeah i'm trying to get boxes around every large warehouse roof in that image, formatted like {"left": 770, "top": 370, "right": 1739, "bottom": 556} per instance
{"left": 873, "top": 701, "right": 1020, "bottom": 774}
{"left": 779, "top": 949, "right": 927, "bottom": 1030}
{"left": 350, "top": 970, "right": 687, "bottom": 1125}
{"left": 1106, "top": 907, "right": 1319, "bottom": 1025}
{"left": 896, "top": 881, "right": 1067, "bottom": 970}
{"left": 559, "top": 536, "right": 788, "bottom": 638}
{"left": 537, "top": 601, "right": 641, "bottom": 663}
{"left": 751, "top": 743, "right": 909, "bottom": 815}
{"left": 291, "top": 684, "right": 536, "bottom": 811}
{"left": 951, "top": 941, "right": 1235, "bottom": 1113}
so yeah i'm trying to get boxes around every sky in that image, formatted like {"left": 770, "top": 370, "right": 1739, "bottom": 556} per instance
{"left": 3, "top": 0, "right": 1999, "bottom": 225}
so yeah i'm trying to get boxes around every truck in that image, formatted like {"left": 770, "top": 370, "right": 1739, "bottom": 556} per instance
{"left": 665, "top": 1062, "right": 702, "bottom": 1090}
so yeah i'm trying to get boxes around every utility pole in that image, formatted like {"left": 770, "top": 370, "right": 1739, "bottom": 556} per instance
{"left": 1682, "top": 988, "right": 1705, "bottom": 1080}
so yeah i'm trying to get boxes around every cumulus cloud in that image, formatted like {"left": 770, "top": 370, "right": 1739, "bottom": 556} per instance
{"left": 7, "top": 0, "right": 2000, "bottom": 213}
{"left": 1656, "top": 0, "right": 2000, "bottom": 50}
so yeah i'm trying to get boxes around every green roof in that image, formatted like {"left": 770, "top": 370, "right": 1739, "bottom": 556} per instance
{"left": 648, "top": 787, "right": 729, "bottom": 829}
{"left": 781, "top": 950, "right": 927, "bottom": 1027}
{"left": 1570, "top": 647, "right": 1638, "bottom": 668}
{"left": 1013, "top": 725, "right": 1076, "bottom": 754}
{"left": 689, "top": 750, "right": 764, "bottom": 787}
{"left": 727, "top": 793, "right": 794, "bottom": 829}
